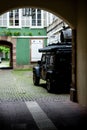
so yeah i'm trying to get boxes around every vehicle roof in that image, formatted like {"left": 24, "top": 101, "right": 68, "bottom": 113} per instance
{"left": 38, "top": 42, "right": 72, "bottom": 53}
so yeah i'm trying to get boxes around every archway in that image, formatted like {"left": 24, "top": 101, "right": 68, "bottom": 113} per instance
{"left": 0, "top": 5, "right": 76, "bottom": 102}
{"left": 0, "top": 1, "right": 87, "bottom": 130}
{"left": 0, "top": 40, "right": 13, "bottom": 69}
{"left": 0, "top": 0, "right": 87, "bottom": 107}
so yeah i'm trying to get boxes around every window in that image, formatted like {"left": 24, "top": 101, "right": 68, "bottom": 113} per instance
{"left": 50, "top": 56, "right": 54, "bottom": 65}
{"left": 31, "top": 8, "right": 43, "bottom": 28}
{"left": 37, "top": 9, "right": 41, "bottom": 26}
{"left": 21, "top": 8, "right": 43, "bottom": 28}
{"left": 22, "top": 8, "right": 31, "bottom": 16}
{"left": 32, "top": 9, "right": 36, "bottom": 26}
{"left": 8, "top": 9, "right": 21, "bottom": 28}
{"left": 0, "top": 8, "right": 43, "bottom": 28}
{"left": 42, "top": 55, "right": 46, "bottom": 63}
{"left": 0, "top": 13, "right": 7, "bottom": 27}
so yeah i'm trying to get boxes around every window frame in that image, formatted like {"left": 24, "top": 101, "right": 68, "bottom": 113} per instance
{"left": 7, "top": 9, "right": 22, "bottom": 28}
{"left": 30, "top": 9, "right": 43, "bottom": 28}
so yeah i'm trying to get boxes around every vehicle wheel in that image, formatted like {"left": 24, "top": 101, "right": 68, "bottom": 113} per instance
{"left": 46, "top": 79, "right": 53, "bottom": 92}
{"left": 33, "top": 73, "right": 40, "bottom": 86}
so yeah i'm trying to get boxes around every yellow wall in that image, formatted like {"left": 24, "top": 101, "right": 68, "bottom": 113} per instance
{"left": 77, "top": 1, "right": 87, "bottom": 106}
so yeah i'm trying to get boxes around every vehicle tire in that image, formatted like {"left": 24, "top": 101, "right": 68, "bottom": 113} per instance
{"left": 33, "top": 73, "right": 40, "bottom": 86}
{"left": 46, "top": 79, "right": 53, "bottom": 92}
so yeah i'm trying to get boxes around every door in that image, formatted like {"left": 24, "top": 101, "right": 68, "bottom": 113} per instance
{"left": 30, "top": 39, "right": 43, "bottom": 62}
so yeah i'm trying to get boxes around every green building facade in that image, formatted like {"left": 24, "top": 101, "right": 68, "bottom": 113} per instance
{"left": 0, "top": 8, "right": 48, "bottom": 68}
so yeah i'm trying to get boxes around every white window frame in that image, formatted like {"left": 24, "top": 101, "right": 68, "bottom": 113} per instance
{"left": 0, "top": 15, "right": 4, "bottom": 27}
{"left": 0, "top": 13, "right": 7, "bottom": 27}
{"left": 7, "top": 9, "right": 22, "bottom": 28}
{"left": 30, "top": 9, "right": 43, "bottom": 28}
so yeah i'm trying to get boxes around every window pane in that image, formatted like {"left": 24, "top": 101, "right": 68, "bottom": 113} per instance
{"left": 9, "top": 11, "right": 13, "bottom": 18}
{"left": 15, "top": 9, "right": 19, "bottom": 17}
{"left": 37, "top": 20, "right": 41, "bottom": 26}
{"left": 32, "top": 8, "right": 35, "bottom": 16}
{"left": 32, "top": 20, "right": 36, "bottom": 26}
{"left": 9, "top": 9, "right": 20, "bottom": 27}
{"left": 37, "top": 9, "right": 41, "bottom": 26}
{"left": 37, "top": 9, "right": 41, "bottom": 13}
{"left": 37, "top": 14, "right": 41, "bottom": 19}
{"left": 9, "top": 19, "right": 13, "bottom": 26}
{"left": 32, "top": 11, "right": 36, "bottom": 26}
{"left": 15, "top": 20, "right": 19, "bottom": 26}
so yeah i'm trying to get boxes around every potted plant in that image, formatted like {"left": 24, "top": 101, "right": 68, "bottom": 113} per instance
{"left": 28, "top": 32, "right": 32, "bottom": 36}
{"left": 38, "top": 31, "right": 41, "bottom": 35}
{"left": 6, "top": 31, "right": 12, "bottom": 36}
{"left": 14, "top": 31, "right": 21, "bottom": 36}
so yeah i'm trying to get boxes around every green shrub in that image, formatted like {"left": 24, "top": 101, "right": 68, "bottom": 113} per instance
{"left": 14, "top": 31, "right": 21, "bottom": 36}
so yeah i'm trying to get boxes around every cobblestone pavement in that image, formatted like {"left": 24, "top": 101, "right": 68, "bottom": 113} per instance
{"left": 0, "top": 70, "right": 87, "bottom": 130}
{"left": 0, "top": 69, "right": 70, "bottom": 102}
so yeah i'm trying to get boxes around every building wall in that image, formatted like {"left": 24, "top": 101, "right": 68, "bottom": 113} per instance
{"left": 76, "top": 0, "right": 87, "bottom": 106}
{"left": 0, "top": 35, "right": 47, "bottom": 69}
{"left": 0, "top": 8, "right": 47, "bottom": 68}
{"left": 0, "top": 28, "right": 47, "bottom": 36}
{"left": 0, "top": 13, "right": 47, "bottom": 68}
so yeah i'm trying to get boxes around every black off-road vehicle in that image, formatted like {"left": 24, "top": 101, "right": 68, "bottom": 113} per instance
{"left": 33, "top": 42, "right": 72, "bottom": 93}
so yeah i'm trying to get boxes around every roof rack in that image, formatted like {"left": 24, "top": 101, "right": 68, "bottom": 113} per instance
{"left": 39, "top": 42, "right": 72, "bottom": 52}
{"left": 48, "top": 42, "right": 72, "bottom": 46}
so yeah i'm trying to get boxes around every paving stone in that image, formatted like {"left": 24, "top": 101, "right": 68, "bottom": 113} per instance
{"left": 0, "top": 70, "right": 70, "bottom": 102}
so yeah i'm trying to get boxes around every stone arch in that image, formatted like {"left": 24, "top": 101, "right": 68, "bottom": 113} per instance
{"left": 0, "top": 1, "right": 77, "bottom": 102}
{"left": 0, "top": 0, "right": 87, "bottom": 107}
{"left": 0, "top": 37, "right": 14, "bottom": 69}
{"left": 0, "top": 0, "right": 76, "bottom": 28}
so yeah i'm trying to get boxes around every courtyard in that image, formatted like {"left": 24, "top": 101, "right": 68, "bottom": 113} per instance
{"left": 0, "top": 69, "right": 69, "bottom": 102}
{"left": 0, "top": 69, "right": 87, "bottom": 130}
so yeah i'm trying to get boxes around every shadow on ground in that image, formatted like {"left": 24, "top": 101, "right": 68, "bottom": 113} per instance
{"left": 40, "top": 83, "right": 70, "bottom": 94}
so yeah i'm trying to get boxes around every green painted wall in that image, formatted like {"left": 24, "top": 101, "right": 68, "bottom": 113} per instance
{"left": 16, "top": 38, "right": 30, "bottom": 65}
{"left": 0, "top": 28, "right": 47, "bottom": 36}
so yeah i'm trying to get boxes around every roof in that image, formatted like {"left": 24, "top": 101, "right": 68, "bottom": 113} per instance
{"left": 38, "top": 43, "right": 72, "bottom": 53}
